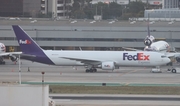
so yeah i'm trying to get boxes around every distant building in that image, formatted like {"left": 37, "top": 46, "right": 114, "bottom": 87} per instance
{"left": 144, "top": 0, "right": 180, "bottom": 18}
{"left": 41, "top": 0, "right": 73, "bottom": 19}
{"left": 91, "top": 0, "right": 162, "bottom": 5}
{"left": 0, "top": 0, "right": 41, "bottom": 17}
{"left": 0, "top": 0, "right": 73, "bottom": 18}
{"left": 162, "top": 0, "right": 180, "bottom": 9}
{"left": 23, "top": 0, "right": 41, "bottom": 17}
{"left": 0, "top": 0, "right": 23, "bottom": 17}
{"left": 144, "top": 8, "right": 180, "bottom": 18}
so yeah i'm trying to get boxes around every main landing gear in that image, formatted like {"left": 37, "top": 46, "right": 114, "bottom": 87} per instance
{"left": 85, "top": 68, "right": 97, "bottom": 73}
{"left": 0, "top": 57, "right": 5, "bottom": 65}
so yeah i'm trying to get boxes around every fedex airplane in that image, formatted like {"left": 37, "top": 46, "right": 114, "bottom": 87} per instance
{"left": 0, "top": 42, "right": 18, "bottom": 64}
{"left": 0, "top": 42, "right": 7, "bottom": 64}
{"left": 12, "top": 25, "right": 170, "bottom": 72}
{"left": 124, "top": 17, "right": 180, "bottom": 66}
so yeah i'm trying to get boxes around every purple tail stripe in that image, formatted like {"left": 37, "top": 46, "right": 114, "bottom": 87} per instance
{"left": 12, "top": 25, "right": 54, "bottom": 65}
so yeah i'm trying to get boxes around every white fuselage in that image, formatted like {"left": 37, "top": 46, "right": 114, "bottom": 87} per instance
{"left": 43, "top": 50, "right": 170, "bottom": 67}
{"left": 0, "top": 43, "right": 6, "bottom": 54}
{"left": 150, "top": 41, "right": 170, "bottom": 52}
{"left": 144, "top": 41, "right": 170, "bottom": 53}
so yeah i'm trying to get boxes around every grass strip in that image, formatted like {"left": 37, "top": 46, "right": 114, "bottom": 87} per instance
{"left": 50, "top": 85, "right": 180, "bottom": 95}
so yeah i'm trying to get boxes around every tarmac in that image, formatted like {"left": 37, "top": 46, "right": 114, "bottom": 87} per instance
{"left": 0, "top": 59, "right": 180, "bottom": 85}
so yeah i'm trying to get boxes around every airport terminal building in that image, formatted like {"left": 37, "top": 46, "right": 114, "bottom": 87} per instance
{"left": 0, "top": 19, "right": 180, "bottom": 52}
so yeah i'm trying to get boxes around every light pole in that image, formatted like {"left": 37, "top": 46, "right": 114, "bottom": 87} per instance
{"left": 41, "top": 72, "right": 45, "bottom": 106}
{"left": 41, "top": 72, "right": 45, "bottom": 83}
{"left": 122, "top": 6, "right": 126, "bottom": 20}
{"left": 18, "top": 55, "right": 21, "bottom": 84}
{"left": 96, "top": 5, "right": 97, "bottom": 16}
{"left": 101, "top": 6, "right": 103, "bottom": 19}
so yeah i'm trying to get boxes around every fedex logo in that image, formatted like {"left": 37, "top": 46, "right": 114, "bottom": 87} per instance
{"left": 104, "top": 65, "right": 110, "bottom": 67}
{"left": 19, "top": 39, "right": 31, "bottom": 44}
{"left": 123, "top": 53, "right": 150, "bottom": 61}
{"left": 165, "top": 44, "right": 169, "bottom": 49}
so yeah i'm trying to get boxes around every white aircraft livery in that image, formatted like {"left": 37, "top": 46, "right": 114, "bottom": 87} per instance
{"left": 0, "top": 42, "right": 7, "bottom": 64}
{"left": 0, "top": 42, "right": 18, "bottom": 64}
{"left": 12, "top": 25, "right": 170, "bottom": 72}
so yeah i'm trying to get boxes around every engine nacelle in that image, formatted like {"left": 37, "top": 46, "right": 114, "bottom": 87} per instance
{"left": 101, "top": 62, "right": 115, "bottom": 70}
{"left": 10, "top": 55, "right": 18, "bottom": 62}
{"left": 144, "top": 39, "right": 152, "bottom": 46}
{"left": 176, "top": 57, "right": 180, "bottom": 62}
{"left": 144, "top": 35, "right": 155, "bottom": 46}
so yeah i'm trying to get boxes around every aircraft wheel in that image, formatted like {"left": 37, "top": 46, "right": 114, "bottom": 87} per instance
{"left": 0, "top": 58, "right": 3, "bottom": 65}
{"left": 94, "top": 68, "right": 97, "bottom": 72}
{"left": 90, "top": 69, "right": 93, "bottom": 73}
{"left": 172, "top": 69, "right": 176, "bottom": 73}
{"left": 86, "top": 69, "right": 90, "bottom": 73}
{"left": 167, "top": 69, "right": 171, "bottom": 71}
{"left": 0, "top": 61, "right": 5, "bottom": 65}
{"left": 86, "top": 68, "right": 97, "bottom": 73}
{"left": 91, "top": 68, "right": 97, "bottom": 73}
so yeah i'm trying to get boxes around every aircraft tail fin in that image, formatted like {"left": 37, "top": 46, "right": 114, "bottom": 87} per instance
{"left": 12, "top": 25, "right": 55, "bottom": 65}
{"left": 12, "top": 25, "right": 43, "bottom": 54}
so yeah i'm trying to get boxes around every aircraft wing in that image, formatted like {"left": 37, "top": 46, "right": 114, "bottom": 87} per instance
{"left": 0, "top": 52, "right": 22, "bottom": 56}
{"left": 165, "top": 52, "right": 180, "bottom": 58}
{"left": 11, "top": 52, "right": 36, "bottom": 59}
{"left": 2, "top": 52, "right": 36, "bottom": 58}
{"left": 9, "top": 52, "right": 22, "bottom": 55}
{"left": 11, "top": 52, "right": 36, "bottom": 57}
{"left": 61, "top": 57, "right": 102, "bottom": 65}
{"left": 122, "top": 47, "right": 142, "bottom": 51}
{"left": 0, "top": 53, "right": 12, "bottom": 56}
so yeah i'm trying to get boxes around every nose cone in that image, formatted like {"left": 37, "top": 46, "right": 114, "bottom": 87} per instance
{"left": 0, "top": 43, "right": 6, "bottom": 52}
{"left": 164, "top": 58, "right": 171, "bottom": 64}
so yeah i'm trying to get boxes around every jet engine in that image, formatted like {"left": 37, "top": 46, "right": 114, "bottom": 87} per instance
{"left": 144, "top": 35, "right": 155, "bottom": 47}
{"left": 144, "top": 39, "right": 152, "bottom": 46}
{"left": 101, "top": 62, "right": 115, "bottom": 70}
{"left": 10, "top": 55, "right": 18, "bottom": 62}
{"left": 176, "top": 57, "right": 180, "bottom": 62}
